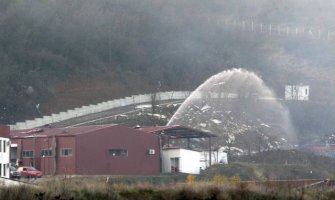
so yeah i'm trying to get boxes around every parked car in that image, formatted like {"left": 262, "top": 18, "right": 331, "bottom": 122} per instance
{"left": 9, "top": 166, "right": 21, "bottom": 179}
{"left": 17, "top": 166, "right": 43, "bottom": 178}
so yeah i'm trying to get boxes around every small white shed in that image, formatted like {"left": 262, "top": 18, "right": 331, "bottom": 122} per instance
{"left": 162, "top": 148, "right": 201, "bottom": 174}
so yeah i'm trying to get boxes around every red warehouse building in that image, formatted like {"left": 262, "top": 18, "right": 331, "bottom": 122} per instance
{"left": 10, "top": 124, "right": 160, "bottom": 175}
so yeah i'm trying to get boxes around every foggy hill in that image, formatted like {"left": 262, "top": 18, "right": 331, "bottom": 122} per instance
{"left": 1, "top": 0, "right": 335, "bottom": 129}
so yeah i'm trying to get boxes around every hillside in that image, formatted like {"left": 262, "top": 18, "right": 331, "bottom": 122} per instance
{"left": 1, "top": 0, "right": 335, "bottom": 125}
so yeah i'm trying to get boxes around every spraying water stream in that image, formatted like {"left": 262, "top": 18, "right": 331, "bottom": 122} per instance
{"left": 168, "top": 68, "right": 297, "bottom": 154}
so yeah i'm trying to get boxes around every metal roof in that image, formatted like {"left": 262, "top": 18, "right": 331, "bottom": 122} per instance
{"left": 10, "top": 124, "right": 216, "bottom": 139}
{"left": 10, "top": 124, "right": 119, "bottom": 138}
{"left": 138, "top": 125, "right": 216, "bottom": 139}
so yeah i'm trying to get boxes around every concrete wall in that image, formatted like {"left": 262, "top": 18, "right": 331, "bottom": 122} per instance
{"left": 162, "top": 148, "right": 201, "bottom": 174}
{"left": 10, "top": 89, "right": 288, "bottom": 130}
{"left": 10, "top": 91, "right": 191, "bottom": 130}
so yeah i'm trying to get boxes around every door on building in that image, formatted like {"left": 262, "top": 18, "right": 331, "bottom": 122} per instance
{"left": 170, "top": 157, "right": 180, "bottom": 173}
{"left": 10, "top": 145, "right": 17, "bottom": 165}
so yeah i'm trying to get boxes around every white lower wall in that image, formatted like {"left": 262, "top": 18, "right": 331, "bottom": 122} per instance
{"left": 162, "top": 148, "right": 201, "bottom": 174}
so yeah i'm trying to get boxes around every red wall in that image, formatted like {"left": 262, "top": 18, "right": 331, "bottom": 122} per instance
{"left": 12, "top": 138, "right": 35, "bottom": 168}
{"left": 0, "top": 125, "right": 10, "bottom": 138}
{"left": 56, "top": 136, "right": 76, "bottom": 175}
{"left": 37, "top": 137, "right": 55, "bottom": 175}
{"left": 11, "top": 136, "right": 76, "bottom": 175}
{"left": 76, "top": 126, "right": 160, "bottom": 175}
{"left": 11, "top": 125, "right": 161, "bottom": 175}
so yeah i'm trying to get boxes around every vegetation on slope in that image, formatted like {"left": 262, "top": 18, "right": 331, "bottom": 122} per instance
{"left": 2, "top": 0, "right": 335, "bottom": 125}
{"left": 202, "top": 150, "right": 335, "bottom": 181}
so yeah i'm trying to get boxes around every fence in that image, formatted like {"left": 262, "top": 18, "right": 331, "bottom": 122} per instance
{"left": 10, "top": 91, "right": 191, "bottom": 130}
{"left": 216, "top": 17, "right": 335, "bottom": 41}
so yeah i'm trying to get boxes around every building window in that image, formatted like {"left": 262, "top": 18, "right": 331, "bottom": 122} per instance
{"left": 60, "top": 148, "right": 73, "bottom": 157}
{"left": 0, "top": 164, "right": 2, "bottom": 176}
{"left": 0, "top": 140, "right": 2, "bottom": 153}
{"left": 3, "top": 140, "right": 6, "bottom": 153}
{"left": 22, "top": 150, "right": 34, "bottom": 158}
{"left": 109, "top": 149, "right": 128, "bottom": 157}
{"left": 3, "top": 164, "right": 6, "bottom": 177}
{"left": 41, "top": 149, "right": 52, "bottom": 157}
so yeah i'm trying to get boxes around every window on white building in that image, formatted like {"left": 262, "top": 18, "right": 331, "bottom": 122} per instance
{"left": 3, "top": 164, "right": 6, "bottom": 177}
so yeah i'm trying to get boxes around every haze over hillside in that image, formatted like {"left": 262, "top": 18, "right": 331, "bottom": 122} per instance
{"left": 1, "top": 0, "right": 335, "bottom": 140}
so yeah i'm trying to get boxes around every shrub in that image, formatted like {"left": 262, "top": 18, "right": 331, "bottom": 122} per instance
{"left": 212, "top": 175, "right": 229, "bottom": 185}
{"left": 230, "top": 175, "right": 241, "bottom": 186}
{"left": 186, "top": 175, "right": 196, "bottom": 185}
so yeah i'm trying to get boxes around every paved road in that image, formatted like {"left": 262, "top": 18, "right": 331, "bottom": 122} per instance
{"left": 0, "top": 177, "right": 34, "bottom": 186}
{"left": 50, "top": 100, "right": 183, "bottom": 128}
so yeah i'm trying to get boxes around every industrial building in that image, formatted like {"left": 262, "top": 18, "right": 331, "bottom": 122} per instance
{"left": 10, "top": 124, "right": 161, "bottom": 175}
{"left": 9, "top": 124, "right": 221, "bottom": 176}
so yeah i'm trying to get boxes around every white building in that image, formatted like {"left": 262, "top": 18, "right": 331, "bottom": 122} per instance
{"left": 162, "top": 148, "right": 201, "bottom": 174}
{"left": 162, "top": 147, "right": 228, "bottom": 174}
{"left": 139, "top": 125, "right": 217, "bottom": 175}
{"left": 285, "top": 85, "right": 309, "bottom": 101}
{"left": 0, "top": 125, "right": 10, "bottom": 179}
